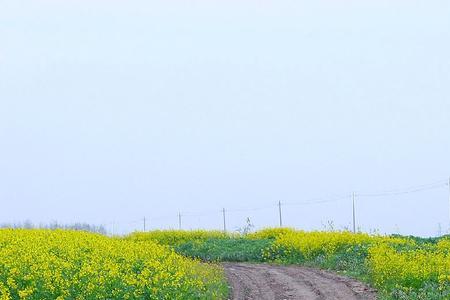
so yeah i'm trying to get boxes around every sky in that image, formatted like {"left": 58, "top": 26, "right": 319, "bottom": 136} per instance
{"left": 1, "top": 0, "right": 449, "bottom": 236}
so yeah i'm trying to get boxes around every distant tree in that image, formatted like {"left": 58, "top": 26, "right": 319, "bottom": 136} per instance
{"left": 0, "top": 221, "right": 107, "bottom": 235}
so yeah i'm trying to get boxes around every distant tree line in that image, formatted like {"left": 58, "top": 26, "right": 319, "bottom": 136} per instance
{"left": 0, "top": 220, "right": 107, "bottom": 235}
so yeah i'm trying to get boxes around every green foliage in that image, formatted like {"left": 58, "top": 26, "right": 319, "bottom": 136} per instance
{"left": 127, "top": 230, "right": 232, "bottom": 247}
{"left": 175, "top": 238, "right": 272, "bottom": 262}
{"left": 379, "top": 282, "right": 450, "bottom": 300}
{"left": 390, "top": 234, "right": 450, "bottom": 245}
{"left": 307, "top": 244, "right": 371, "bottom": 279}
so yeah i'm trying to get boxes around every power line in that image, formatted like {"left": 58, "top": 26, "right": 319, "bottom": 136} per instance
{"left": 227, "top": 203, "right": 276, "bottom": 213}
{"left": 106, "top": 177, "right": 450, "bottom": 234}
{"left": 181, "top": 209, "right": 222, "bottom": 218}
{"left": 358, "top": 181, "right": 447, "bottom": 197}
{"left": 283, "top": 194, "right": 350, "bottom": 206}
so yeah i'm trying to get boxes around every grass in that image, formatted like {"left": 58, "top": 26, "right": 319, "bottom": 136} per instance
{"left": 175, "top": 237, "right": 272, "bottom": 262}
{"left": 301, "top": 244, "right": 371, "bottom": 280}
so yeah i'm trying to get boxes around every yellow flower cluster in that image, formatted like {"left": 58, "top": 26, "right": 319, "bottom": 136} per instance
{"left": 270, "top": 230, "right": 371, "bottom": 259}
{"left": 368, "top": 239, "right": 450, "bottom": 290}
{"left": 0, "top": 229, "right": 227, "bottom": 300}
{"left": 265, "top": 230, "right": 409, "bottom": 259}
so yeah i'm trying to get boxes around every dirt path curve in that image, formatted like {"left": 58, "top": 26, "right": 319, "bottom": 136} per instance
{"left": 223, "top": 263, "right": 377, "bottom": 300}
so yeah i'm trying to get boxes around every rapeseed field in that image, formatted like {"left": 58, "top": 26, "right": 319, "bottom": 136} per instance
{"left": 0, "top": 229, "right": 227, "bottom": 300}
{"left": 2, "top": 228, "right": 450, "bottom": 299}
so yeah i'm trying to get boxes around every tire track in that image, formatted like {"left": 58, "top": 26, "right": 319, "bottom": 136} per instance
{"left": 223, "top": 263, "right": 377, "bottom": 300}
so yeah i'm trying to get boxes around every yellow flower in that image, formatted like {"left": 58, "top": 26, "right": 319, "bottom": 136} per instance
{"left": 0, "top": 229, "right": 227, "bottom": 299}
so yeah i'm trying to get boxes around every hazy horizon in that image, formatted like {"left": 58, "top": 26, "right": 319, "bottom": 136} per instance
{"left": 1, "top": 0, "right": 450, "bottom": 237}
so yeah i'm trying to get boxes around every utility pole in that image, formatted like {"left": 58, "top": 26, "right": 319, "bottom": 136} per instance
{"left": 352, "top": 192, "right": 356, "bottom": 233}
{"left": 178, "top": 212, "right": 182, "bottom": 230}
{"left": 143, "top": 217, "right": 146, "bottom": 232}
{"left": 448, "top": 177, "right": 450, "bottom": 231}
{"left": 278, "top": 200, "right": 283, "bottom": 227}
{"left": 222, "top": 208, "right": 226, "bottom": 233}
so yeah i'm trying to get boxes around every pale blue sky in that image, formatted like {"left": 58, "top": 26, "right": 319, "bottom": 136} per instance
{"left": 1, "top": 0, "right": 449, "bottom": 236}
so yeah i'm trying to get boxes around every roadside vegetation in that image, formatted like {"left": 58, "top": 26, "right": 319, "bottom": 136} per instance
{"left": 131, "top": 228, "right": 450, "bottom": 300}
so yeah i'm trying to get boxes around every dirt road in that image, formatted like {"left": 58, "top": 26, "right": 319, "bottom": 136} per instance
{"left": 223, "top": 263, "right": 377, "bottom": 300}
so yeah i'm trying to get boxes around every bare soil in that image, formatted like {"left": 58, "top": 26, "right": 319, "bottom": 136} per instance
{"left": 223, "top": 263, "right": 377, "bottom": 300}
